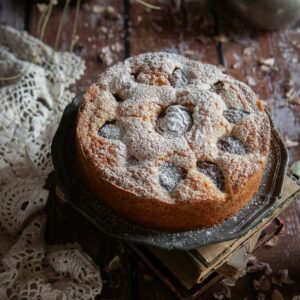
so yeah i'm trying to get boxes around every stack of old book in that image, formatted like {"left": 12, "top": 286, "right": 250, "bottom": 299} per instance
{"left": 128, "top": 175, "right": 300, "bottom": 299}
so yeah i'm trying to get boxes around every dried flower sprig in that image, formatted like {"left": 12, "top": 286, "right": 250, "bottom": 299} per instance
{"left": 37, "top": 3, "right": 48, "bottom": 36}
{"left": 55, "top": 0, "right": 71, "bottom": 50}
{"left": 40, "top": 0, "right": 58, "bottom": 41}
{"left": 70, "top": 0, "right": 81, "bottom": 52}
{"left": 0, "top": 72, "right": 23, "bottom": 81}
{"left": 136, "top": 0, "right": 161, "bottom": 10}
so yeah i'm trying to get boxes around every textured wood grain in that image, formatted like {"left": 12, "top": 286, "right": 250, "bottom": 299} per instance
{"left": 210, "top": 2, "right": 300, "bottom": 300}
{"left": 28, "top": 1, "right": 134, "bottom": 299}
{"left": 29, "top": 0, "right": 125, "bottom": 94}
{"left": 0, "top": 0, "right": 27, "bottom": 30}
{"left": 217, "top": 3, "right": 300, "bottom": 164}
{"left": 129, "top": 0, "right": 218, "bottom": 64}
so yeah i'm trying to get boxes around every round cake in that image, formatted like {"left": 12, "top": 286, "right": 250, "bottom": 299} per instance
{"left": 76, "top": 52, "right": 271, "bottom": 231}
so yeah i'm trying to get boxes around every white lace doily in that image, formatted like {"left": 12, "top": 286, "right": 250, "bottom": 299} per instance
{"left": 0, "top": 25, "right": 102, "bottom": 299}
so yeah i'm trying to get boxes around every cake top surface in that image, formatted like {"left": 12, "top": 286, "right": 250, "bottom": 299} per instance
{"left": 76, "top": 52, "right": 270, "bottom": 203}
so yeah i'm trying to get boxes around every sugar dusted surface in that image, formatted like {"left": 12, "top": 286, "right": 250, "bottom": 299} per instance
{"left": 217, "top": 136, "right": 247, "bottom": 155}
{"left": 77, "top": 52, "right": 271, "bottom": 203}
{"left": 197, "top": 161, "right": 225, "bottom": 192}
{"left": 98, "top": 123, "right": 123, "bottom": 140}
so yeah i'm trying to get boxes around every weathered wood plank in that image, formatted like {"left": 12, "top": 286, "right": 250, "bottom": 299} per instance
{"left": 129, "top": 0, "right": 218, "bottom": 64}
{"left": 0, "top": 0, "right": 26, "bottom": 29}
{"left": 27, "top": 1, "right": 134, "bottom": 299}
{"left": 211, "top": 2, "right": 300, "bottom": 299}
{"left": 29, "top": 0, "right": 125, "bottom": 94}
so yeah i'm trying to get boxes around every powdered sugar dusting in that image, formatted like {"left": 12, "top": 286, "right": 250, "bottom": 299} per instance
{"left": 197, "top": 161, "right": 225, "bottom": 192}
{"left": 156, "top": 105, "right": 192, "bottom": 138}
{"left": 217, "top": 136, "right": 247, "bottom": 155}
{"left": 98, "top": 123, "right": 123, "bottom": 140}
{"left": 159, "top": 163, "right": 185, "bottom": 192}
{"left": 170, "top": 68, "right": 188, "bottom": 88}
{"left": 77, "top": 52, "right": 270, "bottom": 203}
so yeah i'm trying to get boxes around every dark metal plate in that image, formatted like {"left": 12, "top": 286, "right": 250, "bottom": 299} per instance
{"left": 51, "top": 94, "right": 288, "bottom": 250}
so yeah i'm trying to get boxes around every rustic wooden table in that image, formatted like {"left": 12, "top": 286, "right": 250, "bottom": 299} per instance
{"left": 1, "top": 0, "right": 300, "bottom": 299}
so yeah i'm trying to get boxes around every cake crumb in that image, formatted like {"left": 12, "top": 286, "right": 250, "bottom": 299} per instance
{"left": 213, "top": 282, "right": 231, "bottom": 299}
{"left": 272, "top": 269, "right": 295, "bottom": 286}
{"left": 99, "top": 26, "right": 108, "bottom": 34}
{"left": 92, "top": 5, "right": 105, "bottom": 13}
{"left": 99, "top": 46, "right": 114, "bottom": 66}
{"left": 289, "top": 97, "right": 300, "bottom": 106}
{"left": 257, "top": 100, "right": 264, "bottom": 112}
{"left": 259, "top": 57, "right": 275, "bottom": 72}
{"left": 271, "top": 289, "right": 285, "bottom": 300}
{"left": 253, "top": 275, "right": 270, "bottom": 291}
{"left": 265, "top": 235, "right": 279, "bottom": 248}
{"left": 214, "top": 33, "right": 230, "bottom": 44}
{"left": 107, "top": 255, "right": 121, "bottom": 271}
{"left": 143, "top": 274, "right": 152, "bottom": 281}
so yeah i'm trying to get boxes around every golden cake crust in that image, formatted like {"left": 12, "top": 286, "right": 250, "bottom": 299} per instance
{"left": 76, "top": 52, "right": 271, "bottom": 231}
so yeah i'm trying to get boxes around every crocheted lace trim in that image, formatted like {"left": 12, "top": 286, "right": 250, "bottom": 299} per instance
{"left": 0, "top": 26, "right": 102, "bottom": 299}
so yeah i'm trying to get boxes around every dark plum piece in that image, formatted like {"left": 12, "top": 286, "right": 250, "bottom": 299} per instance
{"left": 127, "top": 156, "right": 139, "bottom": 166}
{"left": 114, "top": 93, "right": 124, "bottom": 102}
{"left": 212, "top": 80, "right": 225, "bottom": 93}
{"left": 170, "top": 68, "right": 188, "bottom": 88}
{"left": 98, "top": 121, "right": 123, "bottom": 140}
{"left": 156, "top": 105, "right": 192, "bottom": 138}
{"left": 217, "top": 136, "right": 246, "bottom": 155}
{"left": 223, "top": 108, "right": 250, "bottom": 124}
{"left": 159, "top": 163, "right": 185, "bottom": 192}
{"left": 197, "top": 161, "right": 225, "bottom": 192}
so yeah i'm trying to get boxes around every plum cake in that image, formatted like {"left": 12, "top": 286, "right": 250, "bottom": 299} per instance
{"left": 76, "top": 52, "right": 271, "bottom": 231}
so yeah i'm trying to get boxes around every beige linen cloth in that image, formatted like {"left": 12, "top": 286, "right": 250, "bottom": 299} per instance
{"left": 0, "top": 26, "right": 102, "bottom": 299}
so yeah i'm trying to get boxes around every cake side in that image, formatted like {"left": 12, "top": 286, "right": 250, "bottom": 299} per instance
{"left": 76, "top": 52, "right": 271, "bottom": 231}
{"left": 76, "top": 139, "right": 265, "bottom": 231}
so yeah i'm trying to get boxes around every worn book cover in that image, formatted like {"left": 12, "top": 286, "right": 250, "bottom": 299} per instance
{"left": 128, "top": 175, "right": 300, "bottom": 292}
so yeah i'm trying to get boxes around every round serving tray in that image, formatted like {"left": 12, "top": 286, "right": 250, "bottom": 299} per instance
{"left": 51, "top": 94, "right": 288, "bottom": 250}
